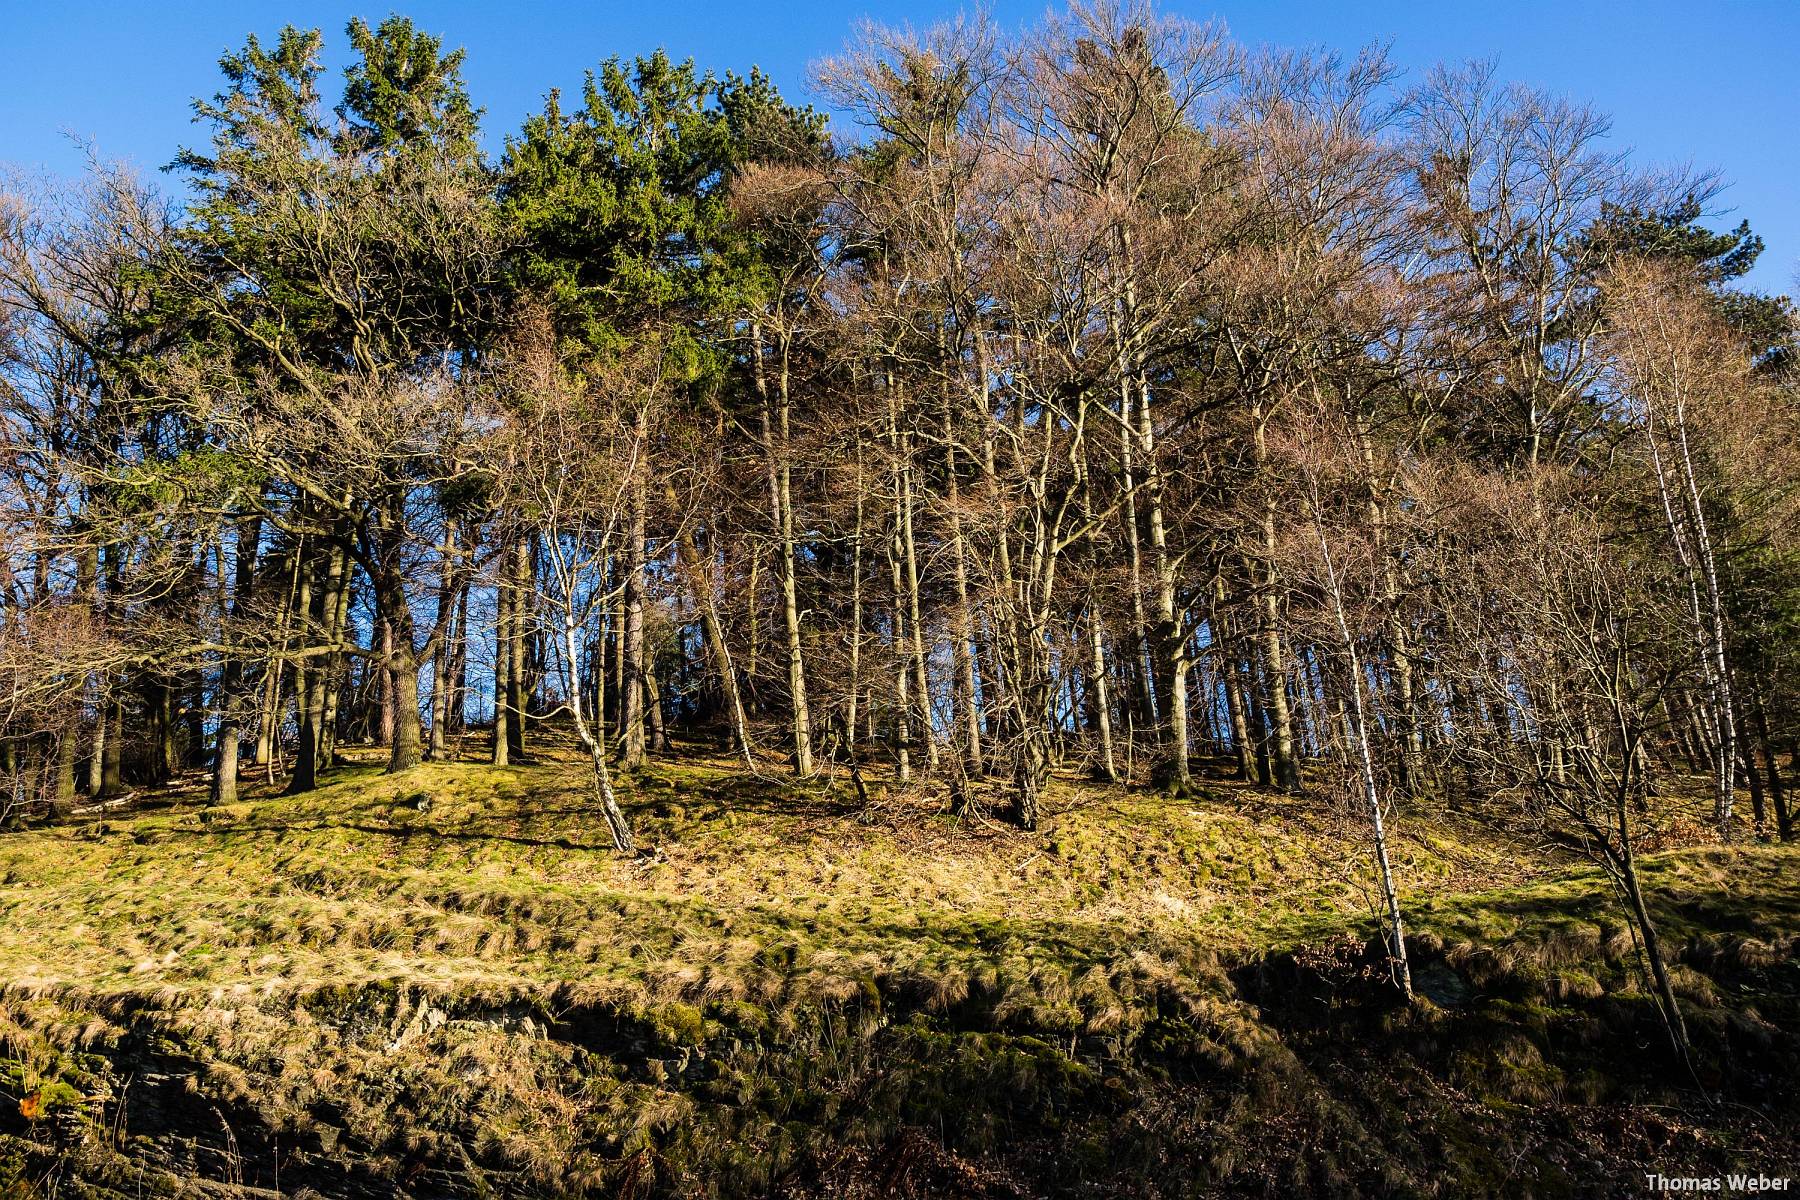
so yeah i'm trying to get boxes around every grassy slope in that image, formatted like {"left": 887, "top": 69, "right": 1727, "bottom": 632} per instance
{"left": 1, "top": 738, "right": 1797, "bottom": 1197}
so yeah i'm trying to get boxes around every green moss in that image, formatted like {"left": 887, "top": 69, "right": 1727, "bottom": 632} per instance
{"left": 650, "top": 1002, "right": 706, "bottom": 1048}
{"left": 29, "top": 1079, "right": 85, "bottom": 1113}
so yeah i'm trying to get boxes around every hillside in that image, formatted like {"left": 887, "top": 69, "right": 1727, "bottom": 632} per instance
{"left": 1, "top": 741, "right": 1797, "bottom": 1198}
{"left": 2, "top": 1, "right": 1797, "bottom": 1196}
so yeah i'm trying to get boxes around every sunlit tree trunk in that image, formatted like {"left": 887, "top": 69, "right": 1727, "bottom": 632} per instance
{"left": 620, "top": 427, "right": 649, "bottom": 769}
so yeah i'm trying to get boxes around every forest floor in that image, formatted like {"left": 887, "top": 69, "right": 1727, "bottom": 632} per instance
{"left": 1, "top": 734, "right": 1797, "bottom": 1197}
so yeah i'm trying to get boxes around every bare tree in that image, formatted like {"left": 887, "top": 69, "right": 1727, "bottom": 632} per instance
{"left": 485, "top": 309, "right": 661, "bottom": 853}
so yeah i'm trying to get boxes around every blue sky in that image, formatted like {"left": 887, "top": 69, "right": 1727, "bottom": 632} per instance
{"left": 3, "top": 1, "right": 1795, "bottom": 293}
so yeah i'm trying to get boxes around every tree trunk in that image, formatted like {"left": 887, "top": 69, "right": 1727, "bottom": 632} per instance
{"left": 1644, "top": 395, "right": 1737, "bottom": 837}
{"left": 559, "top": 614, "right": 634, "bottom": 853}
{"left": 149, "top": 679, "right": 177, "bottom": 785}
{"left": 1214, "top": 583, "right": 1255, "bottom": 781}
{"left": 845, "top": 452, "right": 868, "bottom": 766}
{"left": 53, "top": 725, "right": 78, "bottom": 813}
{"left": 449, "top": 564, "right": 470, "bottom": 735}
{"left": 753, "top": 321, "right": 815, "bottom": 776}
{"left": 212, "top": 513, "right": 263, "bottom": 806}
{"left": 645, "top": 658, "right": 669, "bottom": 753}
{"left": 943, "top": 356, "right": 984, "bottom": 776}
{"left": 257, "top": 543, "right": 303, "bottom": 769}
{"left": 664, "top": 491, "right": 754, "bottom": 768}
{"left": 1617, "top": 843, "right": 1693, "bottom": 1067}
{"left": 897, "top": 418, "right": 936, "bottom": 774}
{"left": 620, "top": 454, "right": 648, "bottom": 770}
{"left": 1753, "top": 694, "right": 1790, "bottom": 840}
{"left": 320, "top": 538, "right": 352, "bottom": 766}
{"left": 100, "top": 700, "right": 123, "bottom": 796}
{"left": 1078, "top": 440, "right": 1118, "bottom": 783}
{"left": 1252, "top": 410, "right": 1302, "bottom": 794}
{"left": 377, "top": 618, "right": 396, "bottom": 749}
{"left": 1135, "top": 378, "right": 1189, "bottom": 792}
{"left": 366, "top": 517, "right": 423, "bottom": 775}
{"left": 286, "top": 550, "right": 320, "bottom": 795}
{"left": 385, "top": 633, "right": 424, "bottom": 773}
{"left": 887, "top": 481, "right": 912, "bottom": 784}
{"left": 1312, "top": 506, "right": 1412, "bottom": 997}
{"left": 492, "top": 535, "right": 514, "bottom": 768}
{"left": 507, "top": 536, "right": 529, "bottom": 761}
{"left": 85, "top": 682, "right": 107, "bottom": 797}
{"left": 428, "top": 519, "right": 457, "bottom": 760}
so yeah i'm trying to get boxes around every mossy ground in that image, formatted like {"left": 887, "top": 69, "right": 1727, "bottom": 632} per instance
{"left": 0, "top": 734, "right": 1796, "bottom": 1197}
